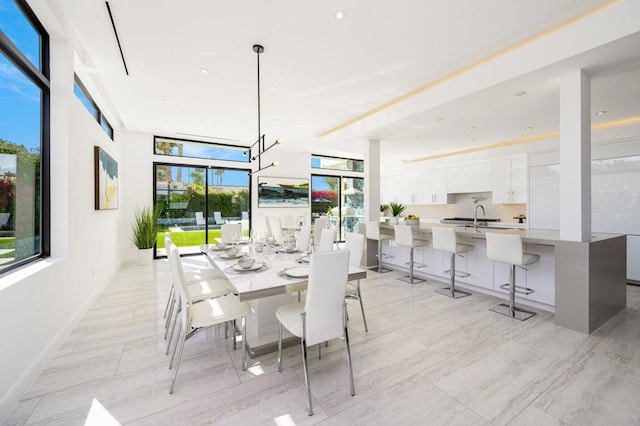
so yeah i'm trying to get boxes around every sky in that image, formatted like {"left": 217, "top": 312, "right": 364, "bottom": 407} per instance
{"left": 0, "top": 0, "right": 41, "bottom": 152}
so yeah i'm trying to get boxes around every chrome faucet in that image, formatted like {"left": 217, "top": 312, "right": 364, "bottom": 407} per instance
{"left": 474, "top": 204, "right": 485, "bottom": 229}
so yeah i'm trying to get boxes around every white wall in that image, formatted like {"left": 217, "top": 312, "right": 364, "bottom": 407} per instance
{"left": 0, "top": 13, "right": 123, "bottom": 418}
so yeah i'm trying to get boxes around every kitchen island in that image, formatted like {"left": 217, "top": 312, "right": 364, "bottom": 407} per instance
{"left": 372, "top": 223, "right": 626, "bottom": 334}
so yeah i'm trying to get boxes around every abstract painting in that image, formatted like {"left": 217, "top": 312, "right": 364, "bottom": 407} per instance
{"left": 94, "top": 146, "right": 118, "bottom": 210}
{"left": 258, "top": 176, "right": 309, "bottom": 207}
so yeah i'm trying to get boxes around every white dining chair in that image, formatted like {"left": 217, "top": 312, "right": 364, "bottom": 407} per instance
{"left": 162, "top": 233, "right": 224, "bottom": 322}
{"left": 167, "top": 244, "right": 251, "bottom": 394}
{"left": 163, "top": 239, "right": 236, "bottom": 354}
{"left": 344, "top": 232, "right": 368, "bottom": 332}
{"left": 276, "top": 249, "right": 355, "bottom": 416}
{"left": 296, "top": 225, "right": 311, "bottom": 252}
{"left": 221, "top": 223, "right": 242, "bottom": 244}
{"left": 317, "top": 227, "right": 335, "bottom": 252}
{"left": 313, "top": 216, "right": 327, "bottom": 247}
{"left": 269, "top": 217, "right": 284, "bottom": 244}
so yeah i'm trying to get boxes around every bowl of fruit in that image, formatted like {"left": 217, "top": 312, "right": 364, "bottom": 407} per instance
{"left": 404, "top": 214, "right": 420, "bottom": 226}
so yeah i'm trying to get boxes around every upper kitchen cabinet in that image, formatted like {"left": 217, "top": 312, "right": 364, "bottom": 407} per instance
{"left": 447, "top": 162, "right": 492, "bottom": 194}
{"left": 423, "top": 168, "right": 452, "bottom": 204}
{"left": 492, "top": 155, "right": 528, "bottom": 203}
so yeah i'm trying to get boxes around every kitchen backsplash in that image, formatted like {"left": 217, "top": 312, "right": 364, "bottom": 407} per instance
{"left": 399, "top": 192, "right": 526, "bottom": 225}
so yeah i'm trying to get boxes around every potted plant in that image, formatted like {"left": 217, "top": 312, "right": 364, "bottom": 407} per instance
{"left": 131, "top": 205, "right": 163, "bottom": 265}
{"left": 388, "top": 202, "right": 405, "bottom": 224}
{"left": 380, "top": 204, "right": 389, "bottom": 217}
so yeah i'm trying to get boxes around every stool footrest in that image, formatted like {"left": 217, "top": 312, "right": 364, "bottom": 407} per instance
{"left": 435, "top": 287, "right": 471, "bottom": 299}
{"left": 405, "top": 262, "right": 426, "bottom": 268}
{"left": 444, "top": 269, "right": 470, "bottom": 278}
{"left": 499, "top": 283, "right": 535, "bottom": 295}
{"left": 489, "top": 303, "right": 536, "bottom": 321}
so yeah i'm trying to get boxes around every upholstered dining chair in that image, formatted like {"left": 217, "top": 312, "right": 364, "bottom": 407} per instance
{"left": 276, "top": 249, "right": 355, "bottom": 415}
{"left": 296, "top": 225, "right": 312, "bottom": 252}
{"left": 167, "top": 244, "right": 251, "bottom": 394}
{"left": 344, "top": 232, "right": 368, "bottom": 332}
{"left": 220, "top": 223, "right": 242, "bottom": 244}
{"left": 317, "top": 227, "right": 335, "bottom": 252}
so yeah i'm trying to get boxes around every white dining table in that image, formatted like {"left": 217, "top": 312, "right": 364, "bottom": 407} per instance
{"left": 200, "top": 243, "right": 367, "bottom": 356}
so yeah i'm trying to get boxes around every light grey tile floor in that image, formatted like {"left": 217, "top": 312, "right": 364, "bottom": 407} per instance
{"left": 5, "top": 258, "right": 640, "bottom": 425}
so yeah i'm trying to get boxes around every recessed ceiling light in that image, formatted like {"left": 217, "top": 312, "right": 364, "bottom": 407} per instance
{"left": 469, "top": 126, "right": 476, "bottom": 130}
{"left": 524, "top": 126, "right": 534, "bottom": 131}
{"left": 335, "top": 10, "right": 347, "bottom": 20}
{"left": 436, "top": 117, "right": 445, "bottom": 122}
{"left": 595, "top": 110, "right": 608, "bottom": 116}
{"left": 163, "top": 99, "right": 172, "bottom": 104}
{"left": 199, "top": 67, "right": 209, "bottom": 74}
{"left": 272, "top": 119, "right": 279, "bottom": 124}
{"left": 268, "top": 85, "right": 277, "bottom": 91}
{"left": 515, "top": 91, "right": 528, "bottom": 97}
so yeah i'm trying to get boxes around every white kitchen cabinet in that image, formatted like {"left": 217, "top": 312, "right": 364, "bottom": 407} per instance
{"left": 422, "top": 168, "right": 451, "bottom": 205}
{"left": 381, "top": 174, "right": 408, "bottom": 204}
{"left": 461, "top": 237, "right": 494, "bottom": 290}
{"left": 492, "top": 155, "right": 528, "bottom": 203}
{"left": 447, "top": 162, "right": 492, "bottom": 194}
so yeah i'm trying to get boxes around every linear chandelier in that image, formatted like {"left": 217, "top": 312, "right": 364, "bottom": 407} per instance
{"left": 247, "top": 44, "right": 281, "bottom": 175}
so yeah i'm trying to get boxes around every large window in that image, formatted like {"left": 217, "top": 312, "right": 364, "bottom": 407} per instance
{"left": 0, "top": 0, "right": 50, "bottom": 274}
{"left": 154, "top": 163, "right": 250, "bottom": 257}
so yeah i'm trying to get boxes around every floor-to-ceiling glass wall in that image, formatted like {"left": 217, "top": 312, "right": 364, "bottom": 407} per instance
{"left": 311, "top": 175, "right": 364, "bottom": 242}
{"left": 154, "top": 163, "right": 250, "bottom": 257}
{"left": 153, "top": 136, "right": 251, "bottom": 257}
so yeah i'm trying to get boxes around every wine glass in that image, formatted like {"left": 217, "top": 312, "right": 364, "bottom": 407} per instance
{"left": 263, "top": 244, "right": 277, "bottom": 267}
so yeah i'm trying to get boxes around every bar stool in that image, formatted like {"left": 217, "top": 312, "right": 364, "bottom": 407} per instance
{"left": 365, "top": 221, "right": 392, "bottom": 273}
{"left": 394, "top": 225, "right": 428, "bottom": 284}
{"left": 485, "top": 232, "right": 538, "bottom": 321}
{"left": 431, "top": 227, "right": 473, "bottom": 299}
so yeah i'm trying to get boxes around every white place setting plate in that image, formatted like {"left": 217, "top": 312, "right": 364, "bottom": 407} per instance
{"left": 277, "top": 247, "right": 300, "bottom": 254}
{"left": 281, "top": 266, "right": 309, "bottom": 278}
{"left": 232, "top": 261, "right": 265, "bottom": 272}
{"left": 218, "top": 252, "right": 246, "bottom": 260}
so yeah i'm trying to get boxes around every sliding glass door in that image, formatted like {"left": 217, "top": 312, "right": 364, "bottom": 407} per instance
{"left": 311, "top": 175, "right": 364, "bottom": 241}
{"left": 154, "top": 163, "right": 250, "bottom": 257}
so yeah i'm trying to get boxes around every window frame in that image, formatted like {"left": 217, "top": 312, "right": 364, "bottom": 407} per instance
{"left": 154, "top": 135, "right": 251, "bottom": 163}
{"left": 73, "top": 74, "right": 113, "bottom": 140}
{"left": 0, "top": 0, "right": 50, "bottom": 274}
{"left": 311, "top": 153, "right": 364, "bottom": 172}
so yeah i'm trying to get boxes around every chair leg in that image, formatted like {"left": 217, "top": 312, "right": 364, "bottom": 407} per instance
{"left": 509, "top": 264, "right": 516, "bottom": 317}
{"left": 164, "top": 292, "right": 176, "bottom": 336}
{"left": 318, "top": 343, "right": 322, "bottom": 359}
{"left": 232, "top": 319, "right": 237, "bottom": 350}
{"left": 301, "top": 312, "right": 313, "bottom": 416}
{"left": 343, "top": 302, "right": 356, "bottom": 397}
{"left": 277, "top": 321, "right": 283, "bottom": 373}
{"left": 241, "top": 316, "right": 247, "bottom": 371}
{"left": 169, "top": 330, "right": 187, "bottom": 394}
{"left": 168, "top": 323, "right": 181, "bottom": 369}
{"left": 163, "top": 285, "right": 174, "bottom": 321}
{"left": 356, "top": 281, "right": 368, "bottom": 333}
{"left": 165, "top": 306, "right": 179, "bottom": 355}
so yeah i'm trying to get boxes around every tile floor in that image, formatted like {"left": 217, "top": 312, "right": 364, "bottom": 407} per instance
{"left": 5, "top": 256, "right": 640, "bottom": 425}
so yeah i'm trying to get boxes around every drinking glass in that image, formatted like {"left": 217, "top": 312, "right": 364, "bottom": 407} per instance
{"left": 263, "top": 244, "right": 277, "bottom": 267}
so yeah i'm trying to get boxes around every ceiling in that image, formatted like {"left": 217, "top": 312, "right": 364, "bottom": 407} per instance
{"left": 53, "top": 0, "right": 640, "bottom": 170}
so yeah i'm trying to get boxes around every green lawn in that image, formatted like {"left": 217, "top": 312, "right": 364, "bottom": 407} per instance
{"left": 0, "top": 237, "right": 15, "bottom": 258}
{"left": 157, "top": 230, "right": 222, "bottom": 248}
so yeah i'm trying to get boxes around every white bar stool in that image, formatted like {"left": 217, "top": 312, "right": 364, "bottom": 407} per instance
{"left": 485, "top": 232, "right": 539, "bottom": 320}
{"left": 365, "top": 221, "right": 392, "bottom": 273}
{"left": 431, "top": 227, "right": 473, "bottom": 298}
{"left": 394, "top": 225, "right": 428, "bottom": 284}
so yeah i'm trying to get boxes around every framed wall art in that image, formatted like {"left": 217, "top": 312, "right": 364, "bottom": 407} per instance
{"left": 257, "top": 176, "right": 309, "bottom": 207}
{"left": 94, "top": 146, "right": 118, "bottom": 210}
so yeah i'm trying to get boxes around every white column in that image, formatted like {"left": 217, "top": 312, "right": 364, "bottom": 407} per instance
{"left": 559, "top": 69, "right": 591, "bottom": 242}
{"left": 365, "top": 139, "right": 381, "bottom": 222}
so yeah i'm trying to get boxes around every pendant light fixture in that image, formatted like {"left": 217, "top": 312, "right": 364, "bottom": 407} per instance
{"left": 247, "top": 44, "right": 281, "bottom": 175}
